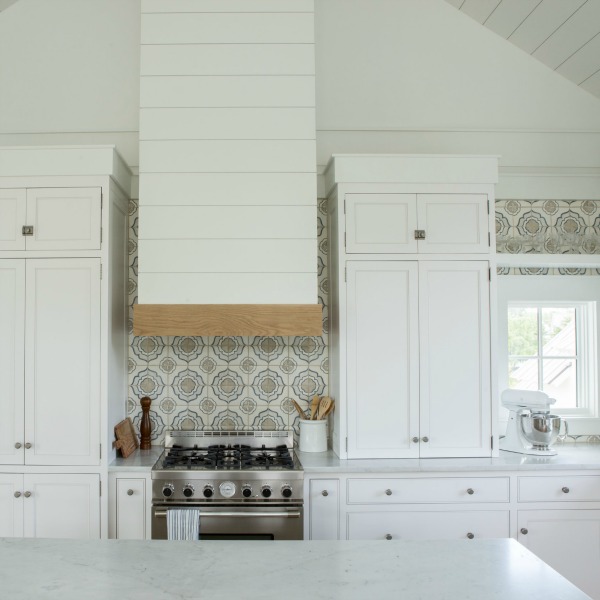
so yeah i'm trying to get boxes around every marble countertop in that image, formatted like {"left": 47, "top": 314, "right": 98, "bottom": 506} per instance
{"left": 110, "top": 444, "right": 600, "bottom": 473}
{"left": 0, "top": 538, "right": 589, "bottom": 600}
{"left": 109, "top": 447, "right": 162, "bottom": 471}
{"left": 297, "top": 443, "right": 600, "bottom": 472}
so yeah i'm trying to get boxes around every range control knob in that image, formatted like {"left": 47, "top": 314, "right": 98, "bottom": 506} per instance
{"left": 203, "top": 485, "right": 214, "bottom": 499}
{"left": 183, "top": 484, "right": 195, "bottom": 498}
{"left": 162, "top": 484, "right": 175, "bottom": 498}
{"left": 281, "top": 485, "right": 293, "bottom": 498}
{"left": 242, "top": 485, "right": 253, "bottom": 498}
{"left": 261, "top": 485, "right": 272, "bottom": 498}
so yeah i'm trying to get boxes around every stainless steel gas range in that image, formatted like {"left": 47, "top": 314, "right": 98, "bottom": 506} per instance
{"left": 151, "top": 430, "right": 304, "bottom": 540}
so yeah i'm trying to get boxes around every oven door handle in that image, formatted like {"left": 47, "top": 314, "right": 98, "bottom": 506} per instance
{"left": 154, "top": 510, "right": 301, "bottom": 519}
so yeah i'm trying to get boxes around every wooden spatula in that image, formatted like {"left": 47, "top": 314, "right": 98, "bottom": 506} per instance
{"left": 316, "top": 396, "right": 333, "bottom": 420}
{"left": 310, "top": 395, "right": 320, "bottom": 420}
{"left": 291, "top": 399, "right": 306, "bottom": 420}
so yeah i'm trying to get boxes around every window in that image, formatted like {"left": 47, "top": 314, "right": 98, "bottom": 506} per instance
{"left": 497, "top": 275, "right": 600, "bottom": 429}
{"left": 507, "top": 303, "right": 585, "bottom": 411}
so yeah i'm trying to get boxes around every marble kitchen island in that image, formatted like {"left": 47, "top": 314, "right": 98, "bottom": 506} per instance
{"left": 0, "top": 538, "right": 590, "bottom": 599}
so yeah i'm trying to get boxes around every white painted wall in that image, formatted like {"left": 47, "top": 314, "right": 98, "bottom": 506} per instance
{"left": 314, "top": 0, "right": 600, "bottom": 199}
{"left": 1, "top": 0, "right": 600, "bottom": 200}
{"left": 0, "top": 0, "right": 140, "bottom": 190}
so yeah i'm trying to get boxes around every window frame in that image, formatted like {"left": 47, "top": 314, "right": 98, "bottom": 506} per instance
{"left": 497, "top": 275, "right": 599, "bottom": 434}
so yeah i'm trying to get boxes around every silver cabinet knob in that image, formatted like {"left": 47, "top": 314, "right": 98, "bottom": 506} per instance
{"left": 127, "top": 489, "right": 134, "bottom": 496}
{"left": 562, "top": 487, "right": 570, "bottom": 494}
{"left": 421, "top": 436, "right": 429, "bottom": 443}
{"left": 385, "top": 534, "right": 392, "bottom": 540}
{"left": 14, "top": 442, "right": 22, "bottom": 449}
{"left": 385, "top": 489, "right": 392, "bottom": 496}
{"left": 467, "top": 533, "right": 474, "bottom": 539}
{"left": 321, "top": 490, "right": 328, "bottom": 497}
{"left": 520, "top": 528, "right": 528, "bottom": 535}
{"left": 467, "top": 488, "right": 474, "bottom": 495}
{"left": 14, "top": 491, "right": 21, "bottom": 498}
{"left": 25, "top": 443, "right": 32, "bottom": 449}
{"left": 24, "top": 491, "right": 32, "bottom": 498}
{"left": 412, "top": 437, "right": 419, "bottom": 443}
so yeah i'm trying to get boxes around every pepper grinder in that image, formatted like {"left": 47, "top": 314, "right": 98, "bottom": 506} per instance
{"left": 140, "top": 396, "right": 152, "bottom": 449}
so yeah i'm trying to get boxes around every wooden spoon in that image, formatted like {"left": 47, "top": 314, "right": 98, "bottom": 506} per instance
{"left": 316, "top": 396, "right": 333, "bottom": 420}
{"left": 310, "top": 395, "right": 320, "bottom": 420}
{"left": 291, "top": 399, "right": 306, "bottom": 420}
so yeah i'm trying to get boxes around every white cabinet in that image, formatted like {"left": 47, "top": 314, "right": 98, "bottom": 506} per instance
{"left": 516, "top": 474, "right": 600, "bottom": 600}
{"left": 0, "top": 189, "right": 26, "bottom": 250}
{"left": 327, "top": 155, "right": 498, "bottom": 460}
{"left": 0, "top": 146, "right": 131, "bottom": 540}
{"left": 308, "top": 479, "right": 339, "bottom": 540}
{"left": 346, "top": 260, "right": 491, "bottom": 458}
{"left": 345, "top": 193, "right": 489, "bottom": 254}
{"left": 0, "top": 473, "right": 100, "bottom": 539}
{"left": 0, "top": 187, "right": 102, "bottom": 251}
{"left": 109, "top": 473, "right": 151, "bottom": 540}
{"left": 0, "top": 258, "right": 101, "bottom": 466}
{"left": 518, "top": 510, "right": 600, "bottom": 600}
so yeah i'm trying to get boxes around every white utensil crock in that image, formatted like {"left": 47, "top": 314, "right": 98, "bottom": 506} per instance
{"left": 299, "top": 419, "right": 327, "bottom": 452}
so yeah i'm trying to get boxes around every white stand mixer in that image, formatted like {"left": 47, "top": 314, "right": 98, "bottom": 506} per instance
{"left": 500, "top": 389, "right": 565, "bottom": 456}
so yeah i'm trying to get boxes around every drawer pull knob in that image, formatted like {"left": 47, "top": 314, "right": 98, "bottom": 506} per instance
{"left": 562, "top": 487, "right": 570, "bottom": 494}
{"left": 385, "top": 534, "right": 392, "bottom": 540}
{"left": 14, "top": 491, "right": 21, "bottom": 498}
{"left": 467, "top": 533, "right": 474, "bottom": 540}
{"left": 412, "top": 437, "right": 419, "bottom": 444}
{"left": 321, "top": 490, "right": 328, "bottom": 497}
{"left": 520, "top": 528, "right": 528, "bottom": 535}
{"left": 421, "top": 436, "right": 429, "bottom": 443}
{"left": 127, "top": 489, "right": 134, "bottom": 496}
{"left": 24, "top": 491, "right": 32, "bottom": 498}
{"left": 385, "top": 489, "right": 392, "bottom": 496}
{"left": 14, "top": 442, "right": 22, "bottom": 449}
{"left": 467, "top": 488, "right": 474, "bottom": 495}
{"left": 25, "top": 443, "right": 32, "bottom": 449}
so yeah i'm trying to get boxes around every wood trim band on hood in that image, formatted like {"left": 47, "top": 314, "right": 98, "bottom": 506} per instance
{"left": 133, "top": 304, "right": 323, "bottom": 336}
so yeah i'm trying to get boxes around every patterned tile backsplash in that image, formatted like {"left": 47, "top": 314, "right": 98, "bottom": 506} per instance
{"left": 127, "top": 199, "right": 329, "bottom": 443}
{"left": 496, "top": 199, "right": 600, "bottom": 254}
{"left": 127, "top": 197, "right": 599, "bottom": 442}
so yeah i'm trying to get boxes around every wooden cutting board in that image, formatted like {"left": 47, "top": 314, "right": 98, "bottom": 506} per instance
{"left": 112, "top": 417, "right": 139, "bottom": 458}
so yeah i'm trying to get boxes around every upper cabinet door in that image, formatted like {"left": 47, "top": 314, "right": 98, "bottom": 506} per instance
{"left": 345, "top": 194, "right": 418, "bottom": 253}
{"left": 346, "top": 261, "right": 420, "bottom": 458}
{"left": 0, "top": 189, "right": 26, "bottom": 250}
{"left": 0, "top": 260, "right": 25, "bottom": 465}
{"left": 418, "top": 261, "right": 491, "bottom": 458}
{"left": 25, "top": 188, "right": 102, "bottom": 251}
{"left": 416, "top": 194, "right": 489, "bottom": 254}
{"left": 24, "top": 259, "right": 101, "bottom": 466}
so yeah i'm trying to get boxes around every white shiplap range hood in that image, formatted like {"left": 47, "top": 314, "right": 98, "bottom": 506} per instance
{"left": 134, "top": 0, "right": 321, "bottom": 336}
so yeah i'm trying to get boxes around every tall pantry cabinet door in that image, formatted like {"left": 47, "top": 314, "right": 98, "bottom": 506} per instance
{"left": 25, "top": 188, "right": 102, "bottom": 251}
{"left": 24, "top": 259, "right": 101, "bottom": 466}
{"left": 0, "top": 474, "right": 24, "bottom": 537}
{"left": 22, "top": 474, "right": 100, "bottom": 539}
{"left": 346, "top": 262, "right": 419, "bottom": 458}
{"left": 0, "top": 189, "right": 26, "bottom": 250}
{"left": 0, "top": 260, "right": 25, "bottom": 464}
{"left": 418, "top": 261, "right": 491, "bottom": 457}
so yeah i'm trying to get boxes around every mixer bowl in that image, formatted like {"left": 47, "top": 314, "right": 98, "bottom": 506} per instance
{"left": 520, "top": 412, "right": 562, "bottom": 449}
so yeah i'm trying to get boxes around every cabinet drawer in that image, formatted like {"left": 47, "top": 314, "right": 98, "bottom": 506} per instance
{"left": 518, "top": 476, "right": 600, "bottom": 502}
{"left": 347, "top": 510, "right": 509, "bottom": 541}
{"left": 347, "top": 477, "right": 509, "bottom": 504}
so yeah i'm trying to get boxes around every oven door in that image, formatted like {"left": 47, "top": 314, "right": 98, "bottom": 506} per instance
{"left": 152, "top": 504, "right": 303, "bottom": 541}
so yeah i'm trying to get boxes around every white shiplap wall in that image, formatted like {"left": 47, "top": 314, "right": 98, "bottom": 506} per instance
{"left": 138, "top": 0, "right": 317, "bottom": 305}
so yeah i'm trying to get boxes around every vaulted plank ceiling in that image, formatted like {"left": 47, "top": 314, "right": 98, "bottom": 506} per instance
{"left": 444, "top": 0, "right": 600, "bottom": 100}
